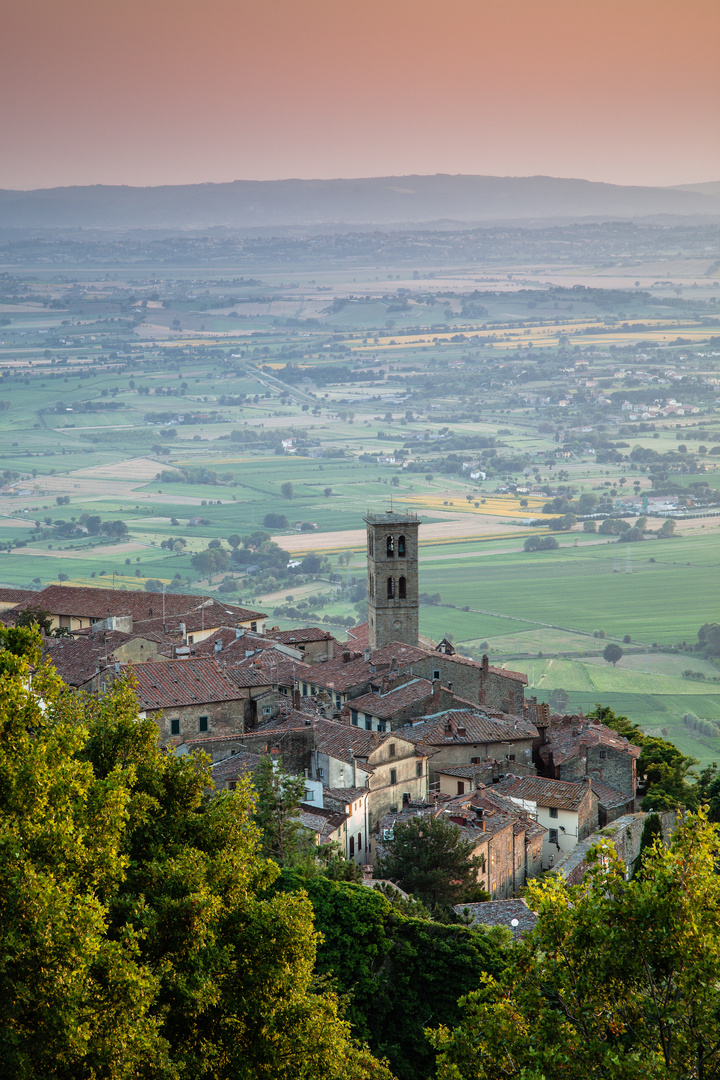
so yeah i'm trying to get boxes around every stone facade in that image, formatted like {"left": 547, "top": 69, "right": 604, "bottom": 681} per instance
{"left": 553, "top": 811, "right": 678, "bottom": 884}
{"left": 365, "top": 511, "right": 420, "bottom": 650}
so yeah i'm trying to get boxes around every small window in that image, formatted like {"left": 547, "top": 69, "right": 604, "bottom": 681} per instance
{"left": 398, "top": 576, "right": 406, "bottom": 599}
{"left": 416, "top": 761, "right": 423, "bottom": 777}
{"left": 397, "top": 535, "right": 406, "bottom": 557}
{"left": 170, "top": 718, "right": 180, "bottom": 736}
{"left": 390, "top": 768, "right": 397, "bottom": 786}
{"left": 262, "top": 706, "right": 271, "bottom": 715}
{"left": 316, "top": 768, "right": 324, "bottom": 778}
{"left": 368, "top": 534, "right": 374, "bottom": 557}
{"left": 433, "top": 669, "right": 441, "bottom": 681}
{"left": 357, "top": 833, "right": 362, "bottom": 852}
{"left": 387, "top": 576, "right": 395, "bottom": 599}
{"left": 549, "top": 807, "right": 558, "bottom": 819}
{"left": 549, "top": 829, "right": 559, "bottom": 844}
{"left": 599, "top": 750, "right": 607, "bottom": 759}
{"left": 378, "top": 721, "right": 387, "bottom": 733}
{"left": 304, "top": 788, "right": 314, "bottom": 801}
{"left": 335, "top": 695, "right": 341, "bottom": 708}
{"left": 365, "top": 717, "right": 372, "bottom": 730}
{"left": 457, "top": 781, "right": 465, "bottom": 795}
{"left": 389, "top": 743, "right": 396, "bottom": 757}
{"left": 228, "top": 781, "right": 237, "bottom": 791}
{"left": 250, "top": 622, "right": 257, "bottom": 632}
{"left": 188, "top": 635, "right": 194, "bottom": 645}
{"left": 351, "top": 709, "right": 359, "bottom": 726}
{"left": 302, "top": 682, "right": 308, "bottom": 696}
{"left": 349, "top": 836, "right": 355, "bottom": 857}
{"left": 508, "top": 754, "right": 515, "bottom": 761}
{"left": 198, "top": 716, "right": 209, "bottom": 733}
{"left": 386, "top": 535, "right": 394, "bottom": 558}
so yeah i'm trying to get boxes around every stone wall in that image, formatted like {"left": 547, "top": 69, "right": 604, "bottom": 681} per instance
{"left": 240, "top": 725, "right": 315, "bottom": 776}
{"left": 552, "top": 811, "right": 678, "bottom": 885}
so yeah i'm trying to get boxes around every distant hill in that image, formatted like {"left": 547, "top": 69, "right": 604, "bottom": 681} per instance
{"left": 0, "top": 174, "right": 718, "bottom": 230}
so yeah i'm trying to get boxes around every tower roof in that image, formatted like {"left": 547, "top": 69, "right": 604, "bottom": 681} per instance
{"left": 363, "top": 511, "right": 421, "bottom": 525}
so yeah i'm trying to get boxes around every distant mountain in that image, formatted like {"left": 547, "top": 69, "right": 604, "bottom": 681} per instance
{"left": 0, "top": 174, "right": 718, "bottom": 230}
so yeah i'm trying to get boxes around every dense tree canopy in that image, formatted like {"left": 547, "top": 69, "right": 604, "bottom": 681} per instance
{"left": 0, "top": 637, "right": 392, "bottom": 1080}
{"left": 430, "top": 811, "right": 720, "bottom": 1080}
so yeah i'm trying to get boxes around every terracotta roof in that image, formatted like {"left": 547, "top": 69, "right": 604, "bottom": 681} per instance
{"left": 345, "top": 622, "right": 369, "bottom": 647}
{"left": 297, "top": 804, "right": 347, "bottom": 840}
{"left": 591, "top": 780, "right": 633, "bottom": 809}
{"left": 345, "top": 678, "right": 434, "bottom": 719}
{"left": 268, "top": 627, "right": 336, "bottom": 644}
{"left": 43, "top": 632, "right": 134, "bottom": 686}
{"left": 369, "top": 641, "right": 428, "bottom": 667}
{"left": 496, "top": 774, "right": 591, "bottom": 812}
{"left": 453, "top": 898, "right": 538, "bottom": 939}
{"left": 120, "top": 657, "right": 245, "bottom": 710}
{"left": 232, "top": 653, "right": 303, "bottom": 687}
{"left": 395, "top": 710, "right": 538, "bottom": 747}
{"left": 211, "top": 751, "right": 263, "bottom": 784}
{"left": 314, "top": 718, "right": 418, "bottom": 765}
{"left": 224, "top": 666, "right": 275, "bottom": 689}
{"left": 298, "top": 655, "right": 372, "bottom": 693}
{"left": 5, "top": 584, "right": 265, "bottom": 626}
{"left": 325, "top": 787, "right": 368, "bottom": 806}
{"left": 0, "top": 587, "right": 36, "bottom": 606}
{"left": 539, "top": 718, "right": 641, "bottom": 766}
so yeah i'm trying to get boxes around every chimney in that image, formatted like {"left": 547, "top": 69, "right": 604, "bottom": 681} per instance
{"left": 179, "top": 621, "right": 186, "bottom": 642}
{"left": 214, "top": 640, "right": 222, "bottom": 653}
{"left": 293, "top": 687, "right": 301, "bottom": 709}
{"left": 432, "top": 677, "right": 440, "bottom": 705}
{"left": 235, "top": 627, "right": 244, "bottom": 640}
{"left": 390, "top": 654, "right": 398, "bottom": 672}
{"left": 481, "top": 654, "right": 489, "bottom": 677}
{"left": 447, "top": 681, "right": 453, "bottom": 694}
{"left": 364, "top": 648, "right": 371, "bottom": 662}
{"left": 342, "top": 650, "right": 352, "bottom": 663}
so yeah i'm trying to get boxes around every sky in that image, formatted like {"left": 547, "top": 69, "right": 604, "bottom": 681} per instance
{"left": 2, "top": 0, "right": 718, "bottom": 190}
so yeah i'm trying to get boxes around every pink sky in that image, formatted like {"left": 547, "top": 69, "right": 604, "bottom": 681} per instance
{"left": 2, "top": 0, "right": 718, "bottom": 189}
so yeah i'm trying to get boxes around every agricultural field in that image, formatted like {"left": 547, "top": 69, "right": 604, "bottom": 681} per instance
{"left": 0, "top": 219, "right": 719, "bottom": 761}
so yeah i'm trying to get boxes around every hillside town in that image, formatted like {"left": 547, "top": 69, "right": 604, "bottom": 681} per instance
{"left": 0, "top": 508, "right": 664, "bottom": 927}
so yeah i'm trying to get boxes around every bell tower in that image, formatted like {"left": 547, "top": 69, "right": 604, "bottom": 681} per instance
{"left": 364, "top": 510, "right": 421, "bottom": 650}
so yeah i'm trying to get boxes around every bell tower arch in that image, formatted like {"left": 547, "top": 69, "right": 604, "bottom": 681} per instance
{"left": 364, "top": 510, "right": 420, "bottom": 649}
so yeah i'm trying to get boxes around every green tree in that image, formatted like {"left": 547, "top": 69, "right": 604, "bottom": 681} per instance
{"left": 603, "top": 642, "right": 623, "bottom": 665}
{"left": 430, "top": 811, "right": 720, "bottom": 1080}
{"left": 281, "top": 482, "right": 294, "bottom": 499}
{"left": 14, "top": 606, "right": 53, "bottom": 634}
{"left": 549, "top": 687, "right": 569, "bottom": 713}
{"left": 253, "top": 754, "right": 308, "bottom": 864}
{"left": 375, "top": 814, "right": 487, "bottom": 912}
{"left": 0, "top": 651, "right": 392, "bottom": 1080}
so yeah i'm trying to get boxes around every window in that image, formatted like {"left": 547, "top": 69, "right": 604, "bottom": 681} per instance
{"left": 262, "top": 706, "right": 271, "bottom": 715}
{"left": 397, "top": 535, "right": 406, "bottom": 557}
{"left": 365, "top": 717, "right": 372, "bottom": 730}
{"left": 316, "top": 768, "right": 324, "bottom": 778}
{"left": 368, "top": 534, "right": 374, "bottom": 557}
{"left": 389, "top": 743, "right": 396, "bottom": 757}
{"left": 349, "top": 836, "right": 355, "bottom": 857}
{"left": 549, "top": 807, "right": 558, "bottom": 819}
{"left": 369, "top": 574, "right": 374, "bottom": 600}
{"left": 508, "top": 754, "right": 515, "bottom": 761}
{"left": 302, "top": 682, "right": 308, "bottom": 696}
{"left": 357, "top": 833, "right": 362, "bottom": 852}
{"left": 198, "top": 716, "right": 209, "bottom": 733}
{"left": 398, "top": 576, "right": 406, "bottom": 599}
{"left": 351, "top": 709, "right": 359, "bottom": 726}
{"left": 304, "top": 789, "right": 314, "bottom": 801}
{"left": 390, "top": 768, "right": 397, "bottom": 786}
{"left": 386, "top": 535, "right": 394, "bottom": 558}
{"left": 187, "top": 635, "right": 194, "bottom": 645}
{"left": 457, "top": 781, "right": 465, "bottom": 795}
{"left": 599, "top": 750, "right": 607, "bottom": 759}
{"left": 228, "top": 781, "right": 237, "bottom": 791}
{"left": 170, "top": 718, "right": 180, "bottom": 736}
{"left": 335, "top": 694, "right": 342, "bottom": 708}
{"left": 549, "top": 829, "right": 559, "bottom": 844}
{"left": 433, "top": 669, "right": 441, "bottom": 681}
{"left": 250, "top": 622, "right": 257, "bottom": 632}
{"left": 416, "top": 761, "right": 423, "bottom": 777}
{"left": 378, "top": 721, "right": 387, "bottom": 733}
{"left": 387, "top": 576, "right": 395, "bottom": 599}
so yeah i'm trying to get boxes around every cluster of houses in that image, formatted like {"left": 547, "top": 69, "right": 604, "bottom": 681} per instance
{"left": 0, "top": 510, "right": 645, "bottom": 930}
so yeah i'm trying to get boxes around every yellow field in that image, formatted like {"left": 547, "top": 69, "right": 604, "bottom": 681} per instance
{"left": 402, "top": 494, "right": 546, "bottom": 517}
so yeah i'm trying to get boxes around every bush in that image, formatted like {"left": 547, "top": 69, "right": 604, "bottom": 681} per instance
{"left": 524, "top": 535, "right": 559, "bottom": 552}
{"left": 263, "top": 513, "right": 289, "bottom": 529}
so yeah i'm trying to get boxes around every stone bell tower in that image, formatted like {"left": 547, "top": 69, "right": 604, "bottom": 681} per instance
{"left": 364, "top": 510, "right": 421, "bottom": 650}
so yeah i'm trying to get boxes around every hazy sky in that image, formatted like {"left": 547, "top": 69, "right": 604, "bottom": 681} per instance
{"left": 3, "top": 0, "right": 718, "bottom": 190}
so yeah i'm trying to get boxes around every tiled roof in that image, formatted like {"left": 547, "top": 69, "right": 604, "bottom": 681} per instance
{"left": 44, "top": 631, "right": 136, "bottom": 685}
{"left": 369, "top": 642, "right": 429, "bottom": 667}
{"left": 539, "top": 718, "right": 641, "bottom": 765}
{"left": 453, "top": 898, "right": 538, "bottom": 939}
{"left": 211, "top": 751, "right": 263, "bottom": 784}
{"left": 298, "top": 655, "right": 372, "bottom": 693}
{"left": 121, "top": 657, "right": 245, "bottom": 710}
{"left": 395, "top": 710, "right": 538, "bottom": 747}
{"left": 345, "top": 622, "right": 369, "bottom": 647}
{"left": 0, "top": 587, "right": 36, "bottom": 605}
{"left": 224, "top": 666, "right": 275, "bottom": 689}
{"left": 345, "top": 678, "right": 434, "bottom": 719}
{"left": 268, "top": 627, "right": 335, "bottom": 644}
{"left": 325, "top": 787, "right": 368, "bottom": 806}
{"left": 297, "top": 804, "right": 347, "bottom": 840}
{"left": 5, "top": 584, "right": 265, "bottom": 626}
{"left": 314, "top": 718, "right": 417, "bottom": 764}
{"left": 496, "top": 774, "right": 590, "bottom": 812}
{"left": 591, "top": 780, "right": 633, "bottom": 809}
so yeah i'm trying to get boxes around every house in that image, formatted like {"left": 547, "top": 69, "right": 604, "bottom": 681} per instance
{"left": 340, "top": 674, "right": 466, "bottom": 732}
{"left": 534, "top": 714, "right": 640, "bottom": 821}
{"left": 42, "top": 630, "right": 170, "bottom": 687}
{"left": 85, "top": 657, "right": 247, "bottom": 746}
{"left": 435, "top": 757, "right": 537, "bottom": 797}
{"left": 496, "top": 774, "right": 596, "bottom": 870}
{"left": 453, "top": 898, "right": 538, "bottom": 940}
{"left": 394, "top": 710, "right": 538, "bottom": 783}
{"left": 0, "top": 587, "right": 36, "bottom": 614}
{"left": 323, "top": 787, "right": 370, "bottom": 863}
{"left": 312, "top": 720, "right": 428, "bottom": 845}
{"left": 3, "top": 584, "right": 267, "bottom": 639}
{"left": 265, "top": 626, "right": 337, "bottom": 664}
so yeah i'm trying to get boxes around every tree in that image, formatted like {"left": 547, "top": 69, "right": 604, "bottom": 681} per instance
{"left": 143, "top": 578, "right": 163, "bottom": 592}
{"left": 430, "top": 812, "right": 720, "bottom": 1080}
{"left": 281, "top": 482, "right": 294, "bottom": 499}
{"left": 0, "top": 649, "right": 391, "bottom": 1080}
{"left": 659, "top": 518, "right": 676, "bottom": 537}
{"left": 191, "top": 546, "right": 228, "bottom": 581}
{"left": 253, "top": 755, "right": 308, "bottom": 864}
{"left": 14, "top": 606, "right": 53, "bottom": 634}
{"left": 524, "top": 535, "right": 559, "bottom": 552}
{"left": 583, "top": 519, "right": 597, "bottom": 532}
{"left": 375, "top": 814, "right": 487, "bottom": 912}
{"left": 603, "top": 642, "right": 623, "bottom": 665}
{"left": 227, "top": 533, "right": 242, "bottom": 548}
{"left": 549, "top": 687, "right": 569, "bottom": 713}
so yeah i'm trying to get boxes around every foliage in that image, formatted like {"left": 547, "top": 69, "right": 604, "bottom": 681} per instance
{"left": 278, "top": 874, "right": 508, "bottom": 1080}
{"left": 603, "top": 642, "right": 623, "bottom": 665}
{"left": 281, "top": 481, "right": 294, "bottom": 499}
{"left": 190, "top": 545, "right": 229, "bottom": 578}
{"left": 374, "top": 814, "right": 488, "bottom": 912}
{"left": 0, "top": 655, "right": 392, "bottom": 1080}
{"left": 14, "top": 606, "right": 53, "bottom": 633}
{"left": 263, "top": 512, "right": 290, "bottom": 529}
{"left": 252, "top": 754, "right": 308, "bottom": 864}
{"left": 524, "top": 535, "right": 559, "bottom": 552}
{"left": 430, "top": 812, "right": 720, "bottom": 1080}
{"left": 548, "top": 687, "right": 569, "bottom": 712}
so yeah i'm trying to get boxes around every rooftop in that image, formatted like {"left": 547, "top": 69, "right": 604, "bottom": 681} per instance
{"left": 453, "top": 898, "right": 538, "bottom": 940}
{"left": 496, "top": 774, "right": 591, "bottom": 812}
{"left": 117, "top": 657, "right": 245, "bottom": 710}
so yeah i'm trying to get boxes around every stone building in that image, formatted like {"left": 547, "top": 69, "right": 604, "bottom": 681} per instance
{"left": 496, "top": 774, "right": 596, "bottom": 870}
{"left": 364, "top": 510, "right": 421, "bottom": 649}
{"left": 394, "top": 710, "right": 538, "bottom": 782}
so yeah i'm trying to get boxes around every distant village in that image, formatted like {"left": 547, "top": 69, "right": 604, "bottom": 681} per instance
{"left": 0, "top": 510, "right": 659, "bottom": 934}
